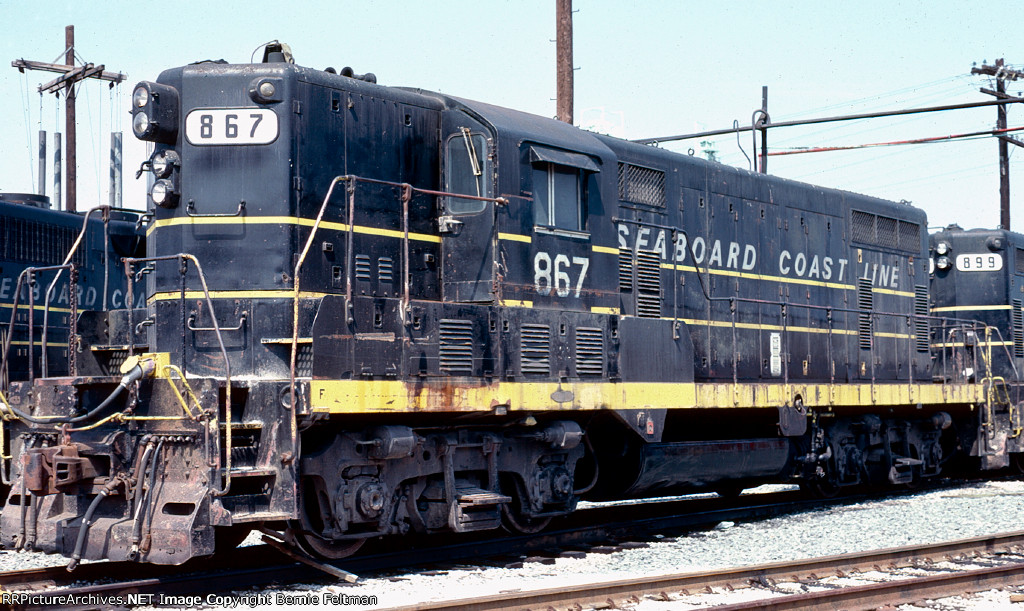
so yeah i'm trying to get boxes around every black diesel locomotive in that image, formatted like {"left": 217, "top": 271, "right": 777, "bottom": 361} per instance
{"left": 929, "top": 226, "right": 1024, "bottom": 466}
{"left": 0, "top": 194, "right": 143, "bottom": 384}
{"left": 0, "top": 45, "right": 1005, "bottom": 566}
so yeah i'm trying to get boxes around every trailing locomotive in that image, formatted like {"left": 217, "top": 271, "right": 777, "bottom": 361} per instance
{"left": 929, "top": 226, "right": 1024, "bottom": 467}
{"left": 0, "top": 193, "right": 143, "bottom": 384}
{"left": 0, "top": 44, "right": 1004, "bottom": 567}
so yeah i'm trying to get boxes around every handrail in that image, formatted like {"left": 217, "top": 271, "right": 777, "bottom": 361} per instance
{"left": 41, "top": 206, "right": 112, "bottom": 378}
{"left": 1, "top": 264, "right": 78, "bottom": 389}
{"left": 287, "top": 175, "right": 508, "bottom": 466}
{"left": 125, "top": 253, "right": 235, "bottom": 497}
{"left": 186, "top": 199, "right": 246, "bottom": 218}
{"left": 188, "top": 311, "right": 247, "bottom": 332}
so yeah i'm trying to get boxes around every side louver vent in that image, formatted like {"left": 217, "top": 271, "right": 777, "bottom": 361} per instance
{"left": 858, "top": 278, "right": 873, "bottom": 350}
{"left": 635, "top": 250, "right": 662, "bottom": 318}
{"left": 914, "top": 285, "right": 929, "bottom": 353}
{"left": 439, "top": 319, "right": 474, "bottom": 374}
{"left": 378, "top": 257, "right": 394, "bottom": 282}
{"left": 575, "top": 327, "right": 604, "bottom": 375}
{"left": 1014, "top": 300, "right": 1024, "bottom": 359}
{"left": 520, "top": 324, "right": 551, "bottom": 375}
{"left": 618, "top": 248, "right": 633, "bottom": 292}
{"left": 355, "top": 254, "right": 372, "bottom": 281}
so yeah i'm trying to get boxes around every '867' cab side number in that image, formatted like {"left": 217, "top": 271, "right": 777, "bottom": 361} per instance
{"left": 534, "top": 252, "right": 589, "bottom": 298}
{"left": 185, "top": 108, "right": 279, "bottom": 145}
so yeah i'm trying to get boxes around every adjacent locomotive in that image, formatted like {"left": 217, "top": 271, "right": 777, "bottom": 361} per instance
{"left": 0, "top": 193, "right": 143, "bottom": 384}
{"left": 929, "top": 226, "right": 1024, "bottom": 467}
{"left": 0, "top": 44, "right": 1003, "bottom": 566}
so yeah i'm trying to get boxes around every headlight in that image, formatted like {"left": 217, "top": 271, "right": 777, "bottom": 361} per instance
{"left": 151, "top": 179, "right": 177, "bottom": 208}
{"left": 151, "top": 150, "right": 180, "bottom": 178}
{"left": 935, "top": 241, "right": 950, "bottom": 256}
{"left": 132, "top": 112, "right": 151, "bottom": 138}
{"left": 132, "top": 85, "right": 149, "bottom": 108}
{"left": 130, "top": 81, "right": 179, "bottom": 144}
{"left": 936, "top": 255, "right": 951, "bottom": 271}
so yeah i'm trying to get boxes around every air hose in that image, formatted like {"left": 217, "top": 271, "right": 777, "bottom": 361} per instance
{"left": 5, "top": 358, "right": 156, "bottom": 426}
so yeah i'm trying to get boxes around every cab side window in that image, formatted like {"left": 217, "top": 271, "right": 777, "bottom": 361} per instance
{"left": 533, "top": 163, "right": 586, "bottom": 231}
{"left": 445, "top": 130, "right": 489, "bottom": 214}
{"left": 528, "top": 146, "right": 598, "bottom": 233}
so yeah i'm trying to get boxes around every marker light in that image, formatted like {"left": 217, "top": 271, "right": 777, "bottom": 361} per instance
{"left": 151, "top": 179, "right": 177, "bottom": 208}
{"left": 151, "top": 150, "right": 180, "bottom": 179}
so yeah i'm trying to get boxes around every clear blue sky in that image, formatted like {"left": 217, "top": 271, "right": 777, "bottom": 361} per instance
{"left": 1, "top": 0, "right": 1022, "bottom": 230}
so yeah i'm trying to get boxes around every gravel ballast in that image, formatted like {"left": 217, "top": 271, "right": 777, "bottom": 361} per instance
{"left": 6, "top": 480, "right": 1024, "bottom": 609}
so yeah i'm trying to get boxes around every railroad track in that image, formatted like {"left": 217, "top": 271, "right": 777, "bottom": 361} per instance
{"left": 387, "top": 530, "right": 1024, "bottom": 611}
{"left": 0, "top": 481, "right": 998, "bottom": 610}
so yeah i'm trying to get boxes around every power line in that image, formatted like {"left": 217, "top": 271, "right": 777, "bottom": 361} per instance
{"left": 767, "top": 125, "right": 1024, "bottom": 157}
{"left": 633, "top": 97, "right": 1024, "bottom": 145}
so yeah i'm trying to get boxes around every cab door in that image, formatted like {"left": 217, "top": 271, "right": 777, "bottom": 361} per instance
{"left": 440, "top": 113, "right": 495, "bottom": 302}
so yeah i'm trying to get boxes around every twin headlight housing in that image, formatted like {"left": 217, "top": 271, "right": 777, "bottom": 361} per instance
{"left": 131, "top": 81, "right": 179, "bottom": 144}
{"left": 132, "top": 81, "right": 181, "bottom": 207}
{"left": 934, "top": 241, "right": 952, "bottom": 271}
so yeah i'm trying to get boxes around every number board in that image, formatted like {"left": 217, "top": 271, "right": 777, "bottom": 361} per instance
{"left": 955, "top": 253, "right": 1003, "bottom": 272}
{"left": 185, "top": 108, "right": 279, "bottom": 145}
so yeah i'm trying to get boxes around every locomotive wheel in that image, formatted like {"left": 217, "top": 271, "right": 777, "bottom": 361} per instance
{"left": 500, "top": 475, "right": 552, "bottom": 534}
{"left": 501, "top": 504, "right": 552, "bottom": 534}
{"left": 287, "top": 523, "right": 366, "bottom": 560}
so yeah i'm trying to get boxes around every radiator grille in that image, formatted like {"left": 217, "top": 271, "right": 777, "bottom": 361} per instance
{"left": 575, "top": 327, "right": 604, "bottom": 376}
{"left": 617, "top": 163, "right": 666, "bottom": 207}
{"left": 0, "top": 216, "right": 84, "bottom": 266}
{"left": 876, "top": 216, "right": 898, "bottom": 249}
{"left": 439, "top": 319, "right": 474, "bottom": 374}
{"left": 850, "top": 210, "right": 920, "bottom": 253}
{"left": 899, "top": 221, "right": 921, "bottom": 251}
{"left": 520, "top": 324, "right": 551, "bottom": 375}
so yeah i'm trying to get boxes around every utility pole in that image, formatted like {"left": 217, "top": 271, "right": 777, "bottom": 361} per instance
{"left": 12, "top": 25, "right": 126, "bottom": 212}
{"left": 65, "top": 26, "right": 76, "bottom": 212}
{"left": 758, "top": 86, "right": 769, "bottom": 174}
{"left": 556, "top": 0, "right": 573, "bottom": 124}
{"left": 972, "top": 58, "right": 1024, "bottom": 230}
